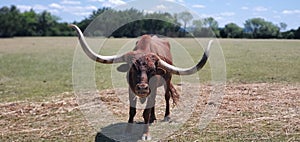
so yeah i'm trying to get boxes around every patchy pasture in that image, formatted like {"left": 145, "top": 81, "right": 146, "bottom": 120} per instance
{"left": 0, "top": 37, "right": 299, "bottom": 141}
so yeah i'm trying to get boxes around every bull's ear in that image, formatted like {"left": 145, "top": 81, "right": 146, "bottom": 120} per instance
{"left": 156, "top": 67, "right": 166, "bottom": 75}
{"left": 117, "top": 64, "right": 130, "bottom": 72}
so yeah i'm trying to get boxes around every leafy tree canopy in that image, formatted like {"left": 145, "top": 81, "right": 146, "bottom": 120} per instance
{"left": 0, "top": 5, "right": 299, "bottom": 39}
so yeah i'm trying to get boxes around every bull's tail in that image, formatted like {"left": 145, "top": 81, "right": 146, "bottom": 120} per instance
{"left": 169, "top": 83, "right": 179, "bottom": 105}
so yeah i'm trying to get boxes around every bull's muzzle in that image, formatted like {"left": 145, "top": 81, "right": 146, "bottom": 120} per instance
{"left": 135, "top": 83, "right": 150, "bottom": 98}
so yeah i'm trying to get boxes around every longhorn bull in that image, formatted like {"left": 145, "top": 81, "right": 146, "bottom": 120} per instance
{"left": 70, "top": 24, "right": 212, "bottom": 140}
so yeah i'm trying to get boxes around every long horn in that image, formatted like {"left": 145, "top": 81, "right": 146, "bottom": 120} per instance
{"left": 69, "top": 24, "right": 125, "bottom": 64}
{"left": 158, "top": 40, "right": 213, "bottom": 75}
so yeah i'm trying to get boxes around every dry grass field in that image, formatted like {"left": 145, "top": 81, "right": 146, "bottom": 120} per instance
{"left": 0, "top": 37, "right": 299, "bottom": 141}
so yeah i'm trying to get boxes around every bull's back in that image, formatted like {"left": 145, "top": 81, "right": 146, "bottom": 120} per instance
{"left": 135, "top": 35, "right": 173, "bottom": 64}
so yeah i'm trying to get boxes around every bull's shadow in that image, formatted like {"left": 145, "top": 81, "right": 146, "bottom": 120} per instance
{"left": 95, "top": 122, "right": 146, "bottom": 142}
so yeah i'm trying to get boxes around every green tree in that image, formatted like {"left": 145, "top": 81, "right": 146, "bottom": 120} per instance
{"left": 223, "top": 23, "right": 243, "bottom": 38}
{"left": 279, "top": 22, "right": 287, "bottom": 31}
{"left": 203, "top": 17, "right": 218, "bottom": 30}
{"left": 281, "top": 30, "right": 295, "bottom": 39}
{"left": 203, "top": 17, "right": 219, "bottom": 37}
{"left": 36, "top": 11, "right": 60, "bottom": 36}
{"left": 77, "top": 7, "right": 111, "bottom": 32}
{"left": 294, "top": 27, "right": 300, "bottom": 39}
{"left": 178, "top": 11, "right": 193, "bottom": 36}
{"left": 19, "top": 9, "right": 38, "bottom": 36}
{"left": 277, "top": 22, "right": 288, "bottom": 38}
{"left": 193, "top": 19, "right": 203, "bottom": 28}
{"left": 0, "top": 5, "right": 22, "bottom": 37}
{"left": 244, "top": 18, "right": 279, "bottom": 38}
{"left": 192, "top": 19, "right": 203, "bottom": 37}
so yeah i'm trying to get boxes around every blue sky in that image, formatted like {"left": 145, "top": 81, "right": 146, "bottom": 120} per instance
{"left": 1, "top": 0, "right": 299, "bottom": 30}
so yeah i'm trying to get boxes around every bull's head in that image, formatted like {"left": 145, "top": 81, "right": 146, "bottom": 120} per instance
{"left": 70, "top": 24, "right": 212, "bottom": 98}
{"left": 116, "top": 53, "right": 167, "bottom": 98}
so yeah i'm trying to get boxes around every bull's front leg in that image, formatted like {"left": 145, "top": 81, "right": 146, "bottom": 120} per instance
{"left": 126, "top": 89, "right": 136, "bottom": 133}
{"left": 150, "top": 106, "right": 157, "bottom": 123}
{"left": 142, "top": 108, "right": 151, "bottom": 140}
{"left": 141, "top": 89, "right": 156, "bottom": 140}
{"left": 128, "top": 107, "right": 136, "bottom": 123}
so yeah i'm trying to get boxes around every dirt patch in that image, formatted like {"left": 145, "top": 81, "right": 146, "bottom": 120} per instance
{"left": 1, "top": 83, "right": 299, "bottom": 141}
{"left": 0, "top": 92, "right": 94, "bottom": 141}
{"left": 169, "top": 83, "right": 300, "bottom": 141}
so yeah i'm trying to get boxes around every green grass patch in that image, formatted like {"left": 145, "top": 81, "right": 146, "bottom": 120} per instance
{"left": 0, "top": 37, "right": 299, "bottom": 102}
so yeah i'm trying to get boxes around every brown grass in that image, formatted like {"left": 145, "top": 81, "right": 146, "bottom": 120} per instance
{"left": 1, "top": 83, "right": 299, "bottom": 141}
{"left": 169, "top": 83, "right": 300, "bottom": 141}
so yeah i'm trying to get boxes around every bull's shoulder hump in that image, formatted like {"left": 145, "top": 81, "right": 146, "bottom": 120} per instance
{"left": 151, "top": 36, "right": 170, "bottom": 48}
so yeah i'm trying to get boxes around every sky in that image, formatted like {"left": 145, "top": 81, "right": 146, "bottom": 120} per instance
{"left": 1, "top": 0, "right": 300, "bottom": 30}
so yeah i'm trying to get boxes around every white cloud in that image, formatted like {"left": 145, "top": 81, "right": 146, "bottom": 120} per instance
{"left": 49, "top": 3, "right": 63, "bottom": 9}
{"left": 282, "top": 9, "right": 300, "bottom": 14}
{"left": 200, "top": 12, "right": 234, "bottom": 18}
{"left": 273, "top": 15, "right": 281, "bottom": 19}
{"left": 165, "top": 0, "right": 176, "bottom": 2}
{"left": 85, "top": 5, "right": 98, "bottom": 10}
{"left": 67, "top": 5, "right": 97, "bottom": 12}
{"left": 73, "top": 12, "right": 92, "bottom": 16}
{"left": 241, "top": 6, "right": 249, "bottom": 10}
{"left": 89, "top": 0, "right": 105, "bottom": 2}
{"left": 108, "top": 0, "right": 126, "bottom": 5}
{"left": 61, "top": 0, "right": 81, "bottom": 5}
{"left": 34, "top": 4, "right": 48, "bottom": 11}
{"left": 192, "top": 4, "right": 205, "bottom": 9}
{"left": 201, "top": 13, "right": 221, "bottom": 19}
{"left": 156, "top": 4, "right": 167, "bottom": 10}
{"left": 49, "top": 3, "right": 97, "bottom": 17}
{"left": 48, "top": 9, "right": 60, "bottom": 14}
{"left": 214, "top": 16, "right": 223, "bottom": 21}
{"left": 102, "top": 0, "right": 126, "bottom": 7}
{"left": 220, "top": 12, "right": 235, "bottom": 16}
{"left": 253, "top": 6, "right": 268, "bottom": 12}
{"left": 17, "top": 5, "right": 32, "bottom": 12}
{"left": 199, "top": 13, "right": 213, "bottom": 18}
{"left": 144, "top": 10, "right": 155, "bottom": 14}
{"left": 17, "top": 4, "right": 59, "bottom": 13}
{"left": 254, "top": 15, "right": 267, "bottom": 20}
{"left": 60, "top": 5, "right": 96, "bottom": 17}
{"left": 165, "top": 0, "right": 184, "bottom": 3}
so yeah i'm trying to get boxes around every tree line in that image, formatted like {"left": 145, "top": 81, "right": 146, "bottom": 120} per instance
{"left": 1, "top": 5, "right": 300, "bottom": 39}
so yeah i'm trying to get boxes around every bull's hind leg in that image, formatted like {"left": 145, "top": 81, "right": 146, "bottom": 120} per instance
{"left": 169, "top": 83, "right": 179, "bottom": 104}
{"left": 163, "top": 88, "right": 171, "bottom": 121}
{"left": 163, "top": 80, "right": 179, "bottom": 122}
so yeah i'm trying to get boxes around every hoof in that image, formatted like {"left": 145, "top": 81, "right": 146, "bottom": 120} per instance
{"left": 150, "top": 119, "right": 157, "bottom": 124}
{"left": 149, "top": 120, "right": 157, "bottom": 126}
{"left": 142, "top": 134, "right": 151, "bottom": 141}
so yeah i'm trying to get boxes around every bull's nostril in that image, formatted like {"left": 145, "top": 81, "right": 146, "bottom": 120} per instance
{"left": 143, "top": 84, "right": 149, "bottom": 90}
{"left": 137, "top": 83, "right": 149, "bottom": 90}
